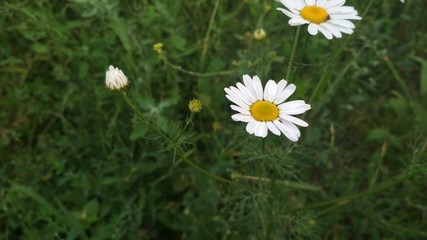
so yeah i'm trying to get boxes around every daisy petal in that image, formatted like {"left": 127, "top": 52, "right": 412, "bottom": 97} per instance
{"left": 252, "top": 75, "right": 264, "bottom": 100}
{"left": 277, "top": 0, "right": 306, "bottom": 11}
{"left": 231, "top": 113, "right": 253, "bottom": 123}
{"left": 264, "top": 80, "right": 277, "bottom": 102}
{"left": 308, "top": 23, "right": 319, "bottom": 36}
{"left": 317, "top": 24, "right": 333, "bottom": 40}
{"left": 281, "top": 120, "right": 301, "bottom": 138}
{"left": 225, "top": 90, "right": 249, "bottom": 109}
{"left": 274, "top": 120, "right": 299, "bottom": 142}
{"left": 305, "top": 0, "right": 316, "bottom": 6}
{"left": 230, "top": 104, "right": 250, "bottom": 115}
{"left": 281, "top": 115, "right": 309, "bottom": 127}
{"left": 321, "top": 22, "right": 342, "bottom": 38}
{"left": 273, "top": 80, "right": 286, "bottom": 100}
{"left": 275, "top": 84, "right": 296, "bottom": 104}
{"left": 277, "top": 8, "right": 300, "bottom": 19}
{"left": 256, "top": 122, "right": 268, "bottom": 138}
{"left": 289, "top": 18, "right": 309, "bottom": 26}
{"left": 230, "top": 86, "right": 251, "bottom": 105}
{"left": 280, "top": 100, "right": 307, "bottom": 109}
{"left": 242, "top": 75, "right": 256, "bottom": 98}
{"left": 236, "top": 82, "right": 256, "bottom": 102}
{"left": 246, "top": 121, "right": 256, "bottom": 134}
{"left": 279, "top": 105, "right": 311, "bottom": 115}
{"left": 267, "top": 121, "right": 281, "bottom": 136}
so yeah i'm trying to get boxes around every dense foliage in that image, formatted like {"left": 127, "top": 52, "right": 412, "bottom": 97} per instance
{"left": 1, "top": 0, "right": 426, "bottom": 239}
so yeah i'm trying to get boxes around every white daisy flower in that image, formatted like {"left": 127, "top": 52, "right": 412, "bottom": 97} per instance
{"left": 225, "top": 75, "right": 311, "bottom": 141}
{"left": 276, "top": 0, "right": 362, "bottom": 40}
{"left": 105, "top": 65, "right": 129, "bottom": 90}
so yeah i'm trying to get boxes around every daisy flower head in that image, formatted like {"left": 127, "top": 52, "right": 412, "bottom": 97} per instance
{"left": 276, "top": 0, "right": 362, "bottom": 40}
{"left": 224, "top": 75, "right": 311, "bottom": 142}
{"left": 105, "top": 65, "right": 129, "bottom": 90}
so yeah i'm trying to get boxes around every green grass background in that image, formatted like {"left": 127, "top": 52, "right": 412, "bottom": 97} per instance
{"left": 1, "top": 0, "right": 426, "bottom": 239}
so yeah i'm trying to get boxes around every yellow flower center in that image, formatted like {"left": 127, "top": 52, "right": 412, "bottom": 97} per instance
{"left": 250, "top": 101, "right": 279, "bottom": 122}
{"left": 300, "top": 6, "right": 329, "bottom": 24}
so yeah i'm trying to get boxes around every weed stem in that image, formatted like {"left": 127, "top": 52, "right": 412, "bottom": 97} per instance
{"left": 290, "top": 170, "right": 415, "bottom": 212}
{"left": 120, "top": 91, "right": 264, "bottom": 193}
{"left": 162, "top": 56, "right": 234, "bottom": 77}
{"left": 200, "top": 0, "right": 221, "bottom": 70}
{"left": 310, "top": 0, "right": 375, "bottom": 103}
{"left": 286, "top": 26, "right": 301, "bottom": 81}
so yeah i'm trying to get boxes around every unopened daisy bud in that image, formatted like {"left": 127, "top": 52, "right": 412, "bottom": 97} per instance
{"left": 253, "top": 28, "right": 266, "bottom": 40}
{"left": 188, "top": 98, "right": 202, "bottom": 113}
{"left": 105, "top": 65, "right": 128, "bottom": 90}
{"left": 153, "top": 42, "right": 164, "bottom": 54}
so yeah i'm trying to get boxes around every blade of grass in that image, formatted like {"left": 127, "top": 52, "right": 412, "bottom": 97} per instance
{"left": 410, "top": 55, "right": 427, "bottom": 97}
{"left": 383, "top": 55, "right": 412, "bottom": 99}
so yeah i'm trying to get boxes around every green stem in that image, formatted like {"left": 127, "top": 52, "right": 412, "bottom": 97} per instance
{"left": 162, "top": 56, "right": 234, "bottom": 77}
{"left": 261, "top": 138, "right": 266, "bottom": 153}
{"left": 200, "top": 0, "right": 221, "bottom": 70}
{"left": 121, "top": 91, "right": 170, "bottom": 142}
{"left": 369, "top": 141, "right": 387, "bottom": 188}
{"left": 311, "top": 46, "right": 365, "bottom": 115}
{"left": 383, "top": 56, "right": 411, "bottom": 99}
{"left": 309, "top": 34, "right": 354, "bottom": 103}
{"left": 232, "top": 173, "right": 323, "bottom": 192}
{"left": 361, "top": 0, "right": 376, "bottom": 19}
{"left": 310, "top": 0, "right": 375, "bottom": 103}
{"left": 177, "top": 112, "right": 195, "bottom": 140}
{"left": 309, "top": 70, "right": 328, "bottom": 103}
{"left": 181, "top": 156, "right": 231, "bottom": 185}
{"left": 289, "top": 171, "right": 414, "bottom": 212}
{"left": 178, "top": 148, "right": 263, "bottom": 193}
{"left": 120, "top": 91, "right": 264, "bottom": 193}
{"left": 286, "top": 26, "right": 301, "bottom": 81}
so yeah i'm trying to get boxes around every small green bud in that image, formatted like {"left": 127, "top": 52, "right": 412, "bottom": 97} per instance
{"left": 188, "top": 98, "right": 202, "bottom": 113}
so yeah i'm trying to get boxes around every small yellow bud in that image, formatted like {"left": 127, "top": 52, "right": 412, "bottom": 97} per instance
{"left": 183, "top": 207, "right": 190, "bottom": 215}
{"left": 253, "top": 28, "right": 266, "bottom": 40}
{"left": 212, "top": 121, "right": 222, "bottom": 132}
{"left": 188, "top": 98, "right": 202, "bottom": 113}
{"left": 153, "top": 42, "right": 164, "bottom": 54}
{"left": 267, "top": 51, "right": 277, "bottom": 59}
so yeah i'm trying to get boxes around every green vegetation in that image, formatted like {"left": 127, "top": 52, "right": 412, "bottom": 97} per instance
{"left": 1, "top": 0, "right": 426, "bottom": 239}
